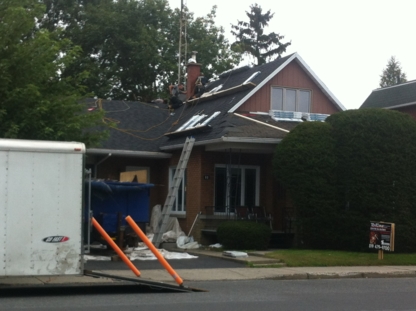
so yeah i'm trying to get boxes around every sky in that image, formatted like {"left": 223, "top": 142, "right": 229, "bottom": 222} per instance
{"left": 167, "top": 0, "right": 416, "bottom": 110}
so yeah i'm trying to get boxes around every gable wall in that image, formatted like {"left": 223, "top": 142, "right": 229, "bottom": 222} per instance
{"left": 237, "top": 61, "right": 340, "bottom": 114}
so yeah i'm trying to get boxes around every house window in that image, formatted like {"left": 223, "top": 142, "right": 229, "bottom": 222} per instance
{"left": 169, "top": 167, "right": 186, "bottom": 213}
{"left": 271, "top": 87, "right": 311, "bottom": 112}
{"left": 214, "top": 165, "right": 259, "bottom": 213}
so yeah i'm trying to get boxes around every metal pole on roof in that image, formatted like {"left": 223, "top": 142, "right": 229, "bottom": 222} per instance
{"left": 177, "top": 0, "right": 183, "bottom": 85}
{"left": 183, "top": 0, "right": 187, "bottom": 86}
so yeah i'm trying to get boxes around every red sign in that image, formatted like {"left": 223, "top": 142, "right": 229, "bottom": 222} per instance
{"left": 369, "top": 222, "right": 395, "bottom": 252}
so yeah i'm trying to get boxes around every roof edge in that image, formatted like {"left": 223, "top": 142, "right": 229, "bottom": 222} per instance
{"left": 87, "top": 148, "right": 171, "bottom": 158}
{"left": 159, "top": 136, "right": 281, "bottom": 151}
{"left": 294, "top": 54, "right": 346, "bottom": 111}
{"left": 383, "top": 101, "right": 416, "bottom": 110}
{"left": 371, "top": 79, "right": 416, "bottom": 92}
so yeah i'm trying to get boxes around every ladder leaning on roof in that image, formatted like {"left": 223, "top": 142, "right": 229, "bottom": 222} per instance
{"left": 153, "top": 137, "right": 195, "bottom": 248}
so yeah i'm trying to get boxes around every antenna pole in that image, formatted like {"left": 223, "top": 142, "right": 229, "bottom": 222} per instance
{"left": 178, "top": 0, "right": 184, "bottom": 84}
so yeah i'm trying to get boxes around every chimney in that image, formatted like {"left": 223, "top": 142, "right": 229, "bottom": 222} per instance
{"left": 186, "top": 51, "right": 201, "bottom": 100}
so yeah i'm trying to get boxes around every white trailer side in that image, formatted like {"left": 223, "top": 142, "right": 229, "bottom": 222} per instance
{"left": 0, "top": 139, "right": 85, "bottom": 276}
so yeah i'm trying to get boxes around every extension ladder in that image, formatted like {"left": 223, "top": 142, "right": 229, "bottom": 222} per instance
{"left": 152, "top": 137, "right": 195, "bottom": 247}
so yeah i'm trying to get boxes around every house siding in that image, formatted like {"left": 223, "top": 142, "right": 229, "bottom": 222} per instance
{"left": 237, "top": 61, "right": 340, "bottom": 114}
{"left": 393, "top": 106, "right": 416, "bottom": 119}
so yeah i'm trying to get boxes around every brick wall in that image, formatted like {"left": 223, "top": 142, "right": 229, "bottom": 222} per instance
{"left": 92, "top": 147, "right": 288, "bottom": 240}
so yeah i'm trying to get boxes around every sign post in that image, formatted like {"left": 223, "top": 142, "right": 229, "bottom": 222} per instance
{"left": 369, "top": 221, "right": 395, "bottom": 259}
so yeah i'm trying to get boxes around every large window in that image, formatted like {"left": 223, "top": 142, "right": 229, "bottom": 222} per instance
{"left": 271, "top": 87, "right": 311, "bottom": 112}
{"left": 214, "top": 165, "right": 259, "bottom": 213}
{"left": 169, "top": 167, "right": 186, "bottom": 213}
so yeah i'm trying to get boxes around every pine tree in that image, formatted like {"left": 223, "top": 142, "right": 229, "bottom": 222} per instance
{"left": 231, "top": 4, "right": 291, "bottom": 65}
{"left": 379, "top": 56, "right": 407, "bottom": 88}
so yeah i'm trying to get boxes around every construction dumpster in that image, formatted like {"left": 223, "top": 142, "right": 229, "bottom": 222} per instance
{"left": 88, "top": 180, "right": 154, "bottom": 234}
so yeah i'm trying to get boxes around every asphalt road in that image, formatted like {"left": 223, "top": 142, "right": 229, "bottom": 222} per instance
{"left": 84, "top": 253, "right": 245, "bottom": 270}
{"left": 1, "top": 278, "right": 416, "bottom": 311}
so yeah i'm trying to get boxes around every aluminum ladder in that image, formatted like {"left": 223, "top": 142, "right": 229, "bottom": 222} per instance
{"left": 153, "top": 137, "right": 195, "bottom": 247}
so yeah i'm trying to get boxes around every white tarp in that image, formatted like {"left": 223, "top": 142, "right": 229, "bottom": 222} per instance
{"left": 83, "top": 236, "right": 198, "bottom": 262}
{"left": 176, "top": 236, "right": 200, "bottom": 249}
{"left": 84, "top": 255, "right": 111, "bottom": 261}
{"left": 223, "top": 251, "right": 248, "bottom": 258}
{"left": 128, "top": 248, "right": 198, "bottom": 261}
{"left": 149, "top": 205, "right": 194, "bottom": 244}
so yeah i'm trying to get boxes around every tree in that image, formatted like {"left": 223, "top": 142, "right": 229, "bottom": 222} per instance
{"left": 0, "top": 0, "right": 107, "bottom": 146}
{"left": 231, "top": 3, "right": 291, "bottom": 65}
{"left": 273, "top": 109, "right": 416, "bottom": 252}
{"left": 178, "top": 5, "right": 242, "bottom": 82}
{"left": 39, "top": 1, "right": 241, "bottom": 101}
{"left": 379, "top": 56, "right": 407, "bottom": 88}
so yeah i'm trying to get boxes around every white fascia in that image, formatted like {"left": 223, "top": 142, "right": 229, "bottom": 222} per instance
{"left": 295, "top": 54, "right": 346, "bottom": 111}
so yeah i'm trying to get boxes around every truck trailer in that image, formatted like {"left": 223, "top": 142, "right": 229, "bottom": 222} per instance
{"left": 0, "top": 138, "right": 197, "bottom": 292}
{"left": 0, "top": 138, "right": 85, "bottom": 277}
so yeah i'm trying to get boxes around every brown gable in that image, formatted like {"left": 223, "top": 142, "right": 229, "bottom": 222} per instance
{"left": 237, "top": 60, "right": 340, "bottom": 114}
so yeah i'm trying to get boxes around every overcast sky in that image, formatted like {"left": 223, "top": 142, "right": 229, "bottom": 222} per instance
{"left": 167, "top": 0, "right": 416, "bottom": 110}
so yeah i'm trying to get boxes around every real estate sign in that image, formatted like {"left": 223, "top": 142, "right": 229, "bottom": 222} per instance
{"left": 369, "top": 221, "right": 395, "bottom": 252}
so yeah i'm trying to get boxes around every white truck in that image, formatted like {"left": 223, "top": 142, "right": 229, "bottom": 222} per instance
{"left": 0, "top": 138, "right": 85, "bottom": 277}
{"left": 0, "top": 138, "right": 196, "bottom": 292}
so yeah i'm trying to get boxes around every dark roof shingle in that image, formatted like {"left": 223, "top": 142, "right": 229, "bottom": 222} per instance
{"left": 360, "top": 80, "right": 416, "bottom": 109}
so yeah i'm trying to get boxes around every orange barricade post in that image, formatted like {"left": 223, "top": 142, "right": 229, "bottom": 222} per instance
{"left": 125, "top": 216, "right": 184, "bottom": 286}
{"left": 91, "top": 217, "right": 141, "bottom": 277}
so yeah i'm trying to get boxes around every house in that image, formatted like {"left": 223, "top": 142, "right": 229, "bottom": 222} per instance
{"left": 86, "top": 52, "right": 345, "bottom": 244}
{"left": 360, "top": 80, "right": 416, "bottom": 118}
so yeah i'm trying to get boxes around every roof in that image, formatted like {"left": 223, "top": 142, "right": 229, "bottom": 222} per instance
{"left": 360, "top": 80, "right": 416, "bottom": 109}
{"left": 188, "top": 52, "right": 345, "bottom": 112}
{"left": 85, "top": 98, "right": 173, "bottom": 155}
{"left": 89, "top": 52, "right": 341, "bottom": 154}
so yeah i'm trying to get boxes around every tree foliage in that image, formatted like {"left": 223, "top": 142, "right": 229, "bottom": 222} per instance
{"left": 0, "top": 0, "right": 106, "bottom": 146}
{"left": 39, "top": 1, "right": 241, "bottom": 101}
{"left": 379, "top": 56, "right": 407, "bottom": 88}
{"left": 182, "top": 6, "right": 242, "bottom": 82}
{"left": 274, "top": 109, "right": 416, "bottom": 252}
{"left": 231, "top": 3, "right": 291, "bottom": 65}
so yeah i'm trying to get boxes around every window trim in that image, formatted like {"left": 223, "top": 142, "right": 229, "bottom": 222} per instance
{"left": 169, "top": 166, "right": 186, "bottom": 213}
{"left": 271, "top": 86, "right": 312, "bottom": 113}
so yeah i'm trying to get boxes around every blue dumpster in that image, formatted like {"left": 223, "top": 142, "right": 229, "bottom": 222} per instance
{"left": 87, "top": 180, "right": 154, "bottom": 233}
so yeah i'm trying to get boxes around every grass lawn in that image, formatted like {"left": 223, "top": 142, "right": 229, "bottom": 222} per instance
{"left": 265, "top": 249, "right": 416, "bottom": 267}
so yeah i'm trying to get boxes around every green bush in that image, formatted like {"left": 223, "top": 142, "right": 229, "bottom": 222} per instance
{"left": 217, "top": 221, "right": 271, "bottom": 250}
{"left": 273, "top": 109, "right": 416, "bottom": 252}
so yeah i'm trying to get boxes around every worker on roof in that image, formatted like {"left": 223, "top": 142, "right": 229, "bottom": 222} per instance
{"left": 192, "top": 79, "right": 205, "bottom": 99}
{"left": 169, "top": 83, "right": 186, "bottom": 110}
